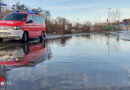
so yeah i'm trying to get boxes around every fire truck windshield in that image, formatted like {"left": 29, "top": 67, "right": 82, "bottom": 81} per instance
{"left": 2, "top": 13, "right": 27, "bottom": 21}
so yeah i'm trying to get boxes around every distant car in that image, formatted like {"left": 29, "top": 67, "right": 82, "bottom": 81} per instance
{"left": 119, "top": 24, "right": 128, "bottom": 30}
{"left": 0, "top": 11, "right": 46, "bottom": 43}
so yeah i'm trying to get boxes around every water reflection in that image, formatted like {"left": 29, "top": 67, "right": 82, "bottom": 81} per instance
{"left": 0, "top": 34, "right": 130, "bottom": 90}
{"left": 0, "top": 41, "right": 48, "bottom": 89}
{"left": 45, "top": 36, "right": 72, "bottom": 60}
{"left": 0, "top": 42, "right": 47, "bottom": 67}
{"left": 46, "top": 36, "right": 72, "bottom": 47}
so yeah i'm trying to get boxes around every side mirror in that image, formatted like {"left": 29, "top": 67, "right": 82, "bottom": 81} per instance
{"left": 27, "top": 20, "right": 33, "bottom": 24}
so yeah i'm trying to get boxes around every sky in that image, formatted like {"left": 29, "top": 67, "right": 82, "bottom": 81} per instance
{"left": 4, "top": 0, "right": 130, "bottom": 23}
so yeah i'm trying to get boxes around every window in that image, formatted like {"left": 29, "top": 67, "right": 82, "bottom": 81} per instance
{"left": 34, "top": 15, "right": 44, "bottom": 24}
{"left": 34, "top": 16, "right": 39, "bottom": 24}
{"left": 2, "top": 13, "right": 27, "bottom": 21}
{"left": 26, "top": 15, "right": 33, "bottom": 23}
{"left": 39, "top": 16, "right": 45, "bottom": 24}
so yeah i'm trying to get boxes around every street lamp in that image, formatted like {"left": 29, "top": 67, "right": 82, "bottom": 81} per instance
{"left": 108, "top": 8, "right": 111, "bottom": 24}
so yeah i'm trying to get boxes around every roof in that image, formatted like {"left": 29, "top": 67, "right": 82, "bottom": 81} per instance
{"left": 10, "top": 12, "right": 43, "bottom": 16}
{"left": 10, "top": 12, "right": 29, "bottom": 14}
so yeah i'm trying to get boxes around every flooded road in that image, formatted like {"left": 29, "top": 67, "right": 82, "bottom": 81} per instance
{"left": 0, "top": 33, "right": 130, "bottom": 90}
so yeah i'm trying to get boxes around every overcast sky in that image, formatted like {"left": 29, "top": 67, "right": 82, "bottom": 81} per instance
{"left": 4, "top": 0, "right": 130, "bottom": 23}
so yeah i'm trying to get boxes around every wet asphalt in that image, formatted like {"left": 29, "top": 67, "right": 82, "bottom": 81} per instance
{"left": 0, "top": 31, "right": 130, "bottom": 90}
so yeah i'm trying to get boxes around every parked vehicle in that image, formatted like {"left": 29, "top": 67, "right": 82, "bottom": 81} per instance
{"left": 0, "top": 11, "right": 46, "bottom": 43}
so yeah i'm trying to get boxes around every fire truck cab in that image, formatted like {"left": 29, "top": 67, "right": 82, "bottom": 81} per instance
{"left": 0, "top": 11, "right": 46, "bottom": 43}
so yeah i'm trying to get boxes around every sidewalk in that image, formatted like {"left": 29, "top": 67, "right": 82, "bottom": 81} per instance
{"left": 107, "top": 30, "right": 130, "bottom": 41}
{"left": 46, "top": 33, "right": 90, "bottom": 39}
{"left": 46, "top": 31, "right": 130, "bottom": 41}
{"left": 119, "top": 31, "right": 130, "bottom": 41}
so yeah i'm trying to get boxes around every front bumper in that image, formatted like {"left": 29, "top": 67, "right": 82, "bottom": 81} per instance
{"left": 0, "top": 30, "right": 23, "bottom": 39}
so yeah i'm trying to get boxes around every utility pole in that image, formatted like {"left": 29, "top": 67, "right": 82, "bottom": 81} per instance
{"left": 0, "top": 0, "right": 2, "bottom": 19}
{"left": 108, "top": 8, "right": 111, "bottom": 25}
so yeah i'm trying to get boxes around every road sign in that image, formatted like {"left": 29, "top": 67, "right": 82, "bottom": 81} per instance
{"left": 0, "top": 3, "right": 7, "bottom": 6}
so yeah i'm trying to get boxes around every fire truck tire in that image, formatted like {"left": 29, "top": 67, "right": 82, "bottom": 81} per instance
{"left": 40, "top": 31, "right": 45, "bottom": 42}
{"left": 22, "top": 32, "right": 28, "bottom": 43}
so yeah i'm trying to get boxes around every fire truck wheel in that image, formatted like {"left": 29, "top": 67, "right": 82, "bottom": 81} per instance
{"left": 22, "top": 32, "right": 28, "bottom": 43}
{"left": 40, "top": 31, "right": 45, "bottom": 41}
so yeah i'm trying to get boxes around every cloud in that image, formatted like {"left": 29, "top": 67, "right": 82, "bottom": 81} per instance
{"left": 48, "top": 5, "right": 96, "bottom": 11}
{"left": 120, "top": 8, "right": 130, "bottom": 13}
{"left": 45, "top": 1, "right": 100, "bottom": 11}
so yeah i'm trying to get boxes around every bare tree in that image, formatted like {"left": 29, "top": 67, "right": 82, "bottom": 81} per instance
{"left": 41, "top": 10, "right": 51, "bottom": 20}
{"left": 83, "top": 21, "right": 92, "bottom": 32}
{"left": 110, "top": 9, "right": 121, "bottom": 24}
{"left": 12, "top": 2, "right": 45, "bottom": 15}
{"left": 32, "top": 7, "right": 43, "bottom": 15}
{"left": 56, "top": 17, "right": 71, "bottom": 34}
{"left": 12, "top": 1, "right": 29, "bottom": 12}
{"left": 109, "top": 9, "right": 121, "bottom": 30}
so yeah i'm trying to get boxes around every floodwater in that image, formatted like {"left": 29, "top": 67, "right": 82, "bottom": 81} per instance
{"left": 0, "top": 33, "right": 130, "bottom": 90}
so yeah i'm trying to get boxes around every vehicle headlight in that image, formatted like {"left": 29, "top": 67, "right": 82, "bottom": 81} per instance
{"left": 13, "top": 26, "right": 22, "bottom": 30}
{"left": 15, "top": 58, "right": 19, "bottom": 61}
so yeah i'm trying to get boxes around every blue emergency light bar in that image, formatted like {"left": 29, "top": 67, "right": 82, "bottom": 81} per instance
{"left": 13, "top": 10, "right": 34, "bottom": 14}
{"left": 28, "top": 11, "right": 34, "bottom": 14}
{"left": 13, "top": 10, "right": 19, "bottom": 13}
